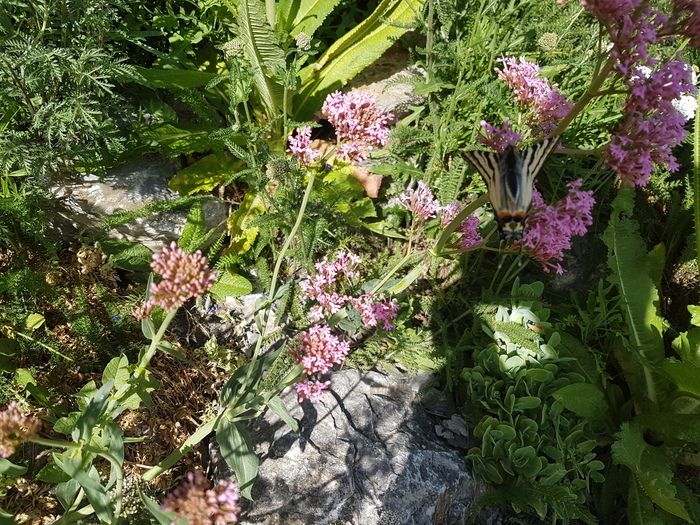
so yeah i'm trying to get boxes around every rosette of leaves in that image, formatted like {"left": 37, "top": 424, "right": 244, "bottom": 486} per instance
{"left": 463, "top": 281, "right": 603, "bottom": 523}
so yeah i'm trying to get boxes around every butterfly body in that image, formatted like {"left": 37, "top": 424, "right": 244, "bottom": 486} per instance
{"left": 464, "top": 138, "right": 558, "bottom": 239}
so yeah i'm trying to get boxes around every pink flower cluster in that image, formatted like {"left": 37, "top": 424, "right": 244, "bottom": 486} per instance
{"left": 497, "top": 57, "right": 573, "bottom": 135}
{"left": 439, "top": 203, "right": 483, "bottom": 250}
{"left": 134, "top": 242, "right": 218, "bottom": 319}
{"left": 322, "top": 90, "right": 393, "bottom": 162}
{"left": 519, "top": 180, "right": 595, "bottom": 274}
{"left": 291, "top": 325, "right": 349, "bottom": 402}
{"left": 0, "top": 402, "right": 40, "bottom": 458}
{"left": 287, "top": 126, "right": 319, "bottom": 167}
{"left": 479, "top": 120, "right": 522, "bottom": 153}
{"left": 606, "top": 61, "right": 695, "bottom": 186}
{"left": 295, "top": 252, "right": 400, "bottom": 402}
{"left": 391, "top": 181, "right": 442, "bottom": 220}
{"left": 162, "top": 471, "right": 240, "bottom": 525}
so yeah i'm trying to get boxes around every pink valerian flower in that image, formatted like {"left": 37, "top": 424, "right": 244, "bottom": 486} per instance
{"left": 606, "top": 61, "right": 695, "bottom": 186}
{"left": 350, "top": 294, "right": 400, "bottom": 330}
{"left": 497, "top": 57, "right": 573, "bottom": 135}
{"left": 391, "top": 181, "right": 441, "bottom": 220}
{"left": 300, "top": 251, "right": 361, "bottom": 320}
{"left": 440, "top": 202, "right": 483, "bottom": 250}
{"left": 162, "top": 471, "right": 240, "bottom": 525}
{"left": 519, "top": 180, "right": 595, "bottom": 274}
{"left": 0, "top": 402, "right": 40, "bottom": 458}
{"left": 322, "top": 90, "right": 393, "bottom": 162}
{"left": 479, "top": 120, "right": 522, "bottom": 153}
{"left": 440, "top": 202, "right": 461, "bottom": 226}
{"left": 457, "top": 215, "right": 483, "bottom": 250}
{"left": 133, "top": 243, "right": 218, "bottom": 319}
{"left": 287, "top": 126, "right": 319, "bottom": 166}
{"left": 294, "top": 379, "right": 330, "bottom": 402}
{"left": 292, "top": 324, "right": 350, "bottom": 375}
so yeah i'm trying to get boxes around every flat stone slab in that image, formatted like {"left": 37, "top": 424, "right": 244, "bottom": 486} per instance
{"left": 237, "top": 369, "right": 478, "bottom": 525}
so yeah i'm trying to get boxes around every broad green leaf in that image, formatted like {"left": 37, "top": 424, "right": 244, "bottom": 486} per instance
{"left": 25, "top": 313, "right": 44, "bottom": 331}
{"left": 216, "top": 416, "right": 259, "bottom": 499}
{"left": 381, "top": 263, "right": 423, "bottom": 295}
{"left": 672, "top": 328, "right": 700, "bottom": 365}
{"left": 226, "top": 192, "right": 266, "bottom": 255}
{"left": 295, "top": 0, "right": 424, "bottom": 120}
{"left": 361, "top": 220, "right": 407, "bottom": 239}
{"left": 142, "top": 318, "right": 155, "bottom": 340}
{"left": 75, "top": 380, "right": 113, "bottom": 441}
{"left": 139, "top": 123, "right": 217, "bottom": 157}
{"left": 628, "top": 478, "right": 667, "bottom": 525}
{"left": 54, "top": 412, "right": 80, "bottom": 435}
{"left": 209, "top": 272, "right": 253, "bottom": 301}
{"left": 267, "top": 395, "right": 299, "bottom": 432}
{"left": 13, "top": 368, "right": 36, "bottom": 388}
{"left": 553, "top": 383, "right": 609, "bottom": 420}
{"left": 56, "top": 479, "right": 81, "bottom": 511}
{"left": 0, "top": 459, "right": 26, "bottom": 476}
{"left": 99, "top": 240, "right": 152, "bottom": 272}
{"left": 132, "top": 66, "right": 217, "bottom": 89}
{"left": 689, "top": 305, "right": 700, "bottom": 327}
{"left": 663, "top": 360, "right": 700, "bottom": 398}
{"left": 169, "top": 153, "right": 243, "bottom": 196}
{"left": 54, "top": 456, "right": 113, "bottom": 523}
{"left": 613, "top": 422, "right": 690, "bottom": 521}
{"left": 102, "top": 355, "right": 130, "bottom": 389}
{"left": 36, "top": 461, "right": 71, "bottom": 483}
{"left": 231, "top": 0, "right": 286, "bottom": 116}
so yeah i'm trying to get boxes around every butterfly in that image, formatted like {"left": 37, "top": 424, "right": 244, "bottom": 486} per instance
{"left": 464, "top": 137, "right": 559, "bottom": 240}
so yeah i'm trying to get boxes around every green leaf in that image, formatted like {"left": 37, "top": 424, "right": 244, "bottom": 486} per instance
{"left": 226, "top": 192, "right": 266, "bottom": 255}
{"left": 169, "top": 153, "right": 243, "bottom": 196}
{"left": 139, "top": 488, "right": 178, "bottom": 525}
{"left": 102, "top": 355, "right": 130, "bottom": 390}
{"left": 688, "top": 305, "right": 700, "bottom": 327}
{"left": 602, "top": 186, "right": 665, "bottom": 402}
{"left": 209, "top": 271, "right": 253, "bottom": 301}
{"left": 613, "top": 422, "right": 690, "bottom": 521}
{"left": 138, "top": 123, "right": 222, "bottom": 157}
{"left": 132, "top": 66, "right": 218, "bottom": 89}
{"left": 294, "top": 0, "right": 425, "bottom": 120}
{"left": 380, "top": 262, "right": 423, "bottom": 295}
{"left": 216, "top": 416, "right": 259, "bottom": 500}
{"left": 55, "top": 479, "right": 81, "bottom": 511}
{"left": 100, "top": 240, "right": 153, "bottom": 272}
{"left": 279, "top": 0, "right": 343, "bottom": 36}
{"left": 0, "top": 339, "right": 18, "bottom": 373}
{"left": 179, "top": 203, "right": 214, "bottom": 253}
{"left": 267, "top": 396, "right": 299, "bottom": 432}
{"left": 0, "top": 459, "right": 26, "bottom": 477}
{"left": 232, "top": 0, "right": 286, "bottom": 116}
{"left": 54, "top": 455, "right": 113, "bottom": 523}
{"left": 553, "top": 383, "right": 609, "bottom": 420}
{"left": 36, "top": 461, "right": 71, "bottom": 483}
{"left": 25, "top": 313, "right": 45, "bottom": 331}
{"left": 13, "top": 368, "right": 36, "bottom": 388}
{"left": 54, "top": 412, "right": 80, "bottom": 435}
{"left": 663, "top": 360, "right": 700, "bottom": 398}
{"left": 142, "top": 318, "right": 155, "bottom": 340}
{"left": 75, "top": 380, "right": 113, "bottom": 441}
{"left": 0, "top": 507, "right": 16, "bottom": 525}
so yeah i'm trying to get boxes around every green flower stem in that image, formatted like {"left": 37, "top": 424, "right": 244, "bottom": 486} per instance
{"left": 142, "top": 413, "right": 222, "bottom": 482}
{"left": 111, "top": 309, "right": 177, "bottom": 403}
{"left": 29, "top": 437, "right": 80, "bottom": 449}
{"left": 694, "top": 89, "right": 700, "bottom": 274}
{"left": 432, "top": 193, "right": 490, "bottom": 257}
{"left": 552, "top": 56, "right": 616, "bottom": 137}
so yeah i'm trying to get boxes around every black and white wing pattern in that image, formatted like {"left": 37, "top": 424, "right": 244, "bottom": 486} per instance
{"left": 463, "top": 137, "right": 559, "bottom": 238}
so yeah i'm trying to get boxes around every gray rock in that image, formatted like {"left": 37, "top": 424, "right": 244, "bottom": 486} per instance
{"left": 51, "top": 155, "right": 228, "bottom": 251}
{"left": 235, "top": 369, "right": 480, "bottom": 525}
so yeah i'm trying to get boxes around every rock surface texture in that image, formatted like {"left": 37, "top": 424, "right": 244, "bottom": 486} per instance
{"left": 237, "top": 369, "right": 478, "bottom": 525}
{"left": 52, "top": 155, "right": 227, "bottom": 251}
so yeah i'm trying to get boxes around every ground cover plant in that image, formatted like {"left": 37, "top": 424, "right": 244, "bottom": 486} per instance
{"left": 1, "top": 0, "right": 700, "bottom": 523}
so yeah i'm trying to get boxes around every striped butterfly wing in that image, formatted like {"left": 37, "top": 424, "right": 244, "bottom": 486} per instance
{"left": 463, "top": 149, "right": 503, "bottom": 211}
{"left": 516, "top": 137, "right": 559, "bottom": 212}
